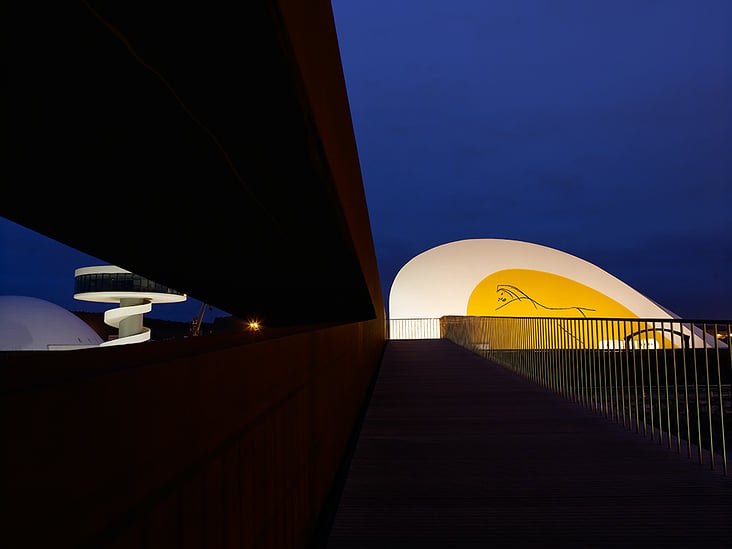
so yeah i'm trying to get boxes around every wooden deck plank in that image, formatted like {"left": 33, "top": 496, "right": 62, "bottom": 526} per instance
{"left": 327, "top": 340, "right": 731, "bottom": 548}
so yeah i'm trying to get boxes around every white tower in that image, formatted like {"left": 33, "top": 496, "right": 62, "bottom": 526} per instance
{"left": 74, "top": 266, "right": 187, "bottom": 346}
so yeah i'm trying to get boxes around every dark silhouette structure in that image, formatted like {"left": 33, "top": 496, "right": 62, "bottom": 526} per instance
{"left": 2, "top": 2, "right": 385, "bottom": 547}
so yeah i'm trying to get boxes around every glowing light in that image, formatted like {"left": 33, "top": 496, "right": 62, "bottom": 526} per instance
{"left": 248, "top": 320, "right": 260, "bottom": 331}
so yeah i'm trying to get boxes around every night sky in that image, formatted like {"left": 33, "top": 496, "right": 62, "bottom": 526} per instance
{"left": 1, "top": 0, "right": 730, "bottom": 321}
{"left": 332, "top": 0, "right": 731, "bottom": 319}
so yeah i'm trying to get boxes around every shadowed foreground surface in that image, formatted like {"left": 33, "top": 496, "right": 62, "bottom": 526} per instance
{"left": 327, "top": 339, "right": 731, "bottom": 548}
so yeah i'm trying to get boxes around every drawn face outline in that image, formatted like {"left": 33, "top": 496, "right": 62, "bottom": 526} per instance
{"left": 494, "top": 283, "right": 595, "bottom": 316}
{"left": 495, "top": 284, "right": 534, "bottom": 310}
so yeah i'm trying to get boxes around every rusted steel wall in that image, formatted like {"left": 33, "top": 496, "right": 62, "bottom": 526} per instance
{"left": 1, "top": 319, "right": 384, "bottom": 548}
{"left": 275, "top": 0, "right": 384, "bottom": 318}
{"left": 2, "top": 1, "right": 387, "bottom": 546}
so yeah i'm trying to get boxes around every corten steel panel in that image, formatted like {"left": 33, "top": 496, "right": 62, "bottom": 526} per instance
{"left": 0, "top": 319, "right": 385, "bottom": 548}
{"left": 1, "top": 0, "right": 381, "bottom": 326}
{"left": 275, "top": 0, "right": 384, "bottom": 318}
{"left": 2, "top": 2, "right": 387, "bottom": 547}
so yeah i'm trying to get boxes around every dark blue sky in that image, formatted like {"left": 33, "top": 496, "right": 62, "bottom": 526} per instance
{"left": 1, "top": 1, "right": 730, "bottom": 321}
{"left": 332, "top": 0, "right": 731, "bottom": 318}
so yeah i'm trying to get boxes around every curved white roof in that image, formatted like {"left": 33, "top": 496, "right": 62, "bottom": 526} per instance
{"left": 74, "top": 265, "right": 132, "bottom": 276}
{"left": 74, "top": 291, "right": 187, "bottom": 304}
{"left": 389, "top": 239, "right": 675, "bottom": 320}
{"left": 74, "top": 265, "right": 187, "bottom": 304}
{"left": 0, "top": 296, "right": 103, "bottom": 350}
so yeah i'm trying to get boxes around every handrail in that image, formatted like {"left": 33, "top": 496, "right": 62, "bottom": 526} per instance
{"left": 441, "top": 315, "right": 731, "bottom": 477}
{"left": 389, "top": 318, "right": 441, "bottom": 340}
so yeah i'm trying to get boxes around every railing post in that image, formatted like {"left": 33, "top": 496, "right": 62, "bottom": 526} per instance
{"left": 713, "top": 322, "right": 727, "bottom": 476}
{"left": 671, "top": 320, "right": 681, "bottom": 454}
{"left": 613, "top": 321, "right": 622, "bottom": 426}
{"left": 645, "top": 326, "right": 655, "bottom": 441}
{"left": 703, "top": 323, "right": 714, "bottom": 470}
{"left": 662, "top": 320, "right": 671, "bottom": 449}
{"left": 582, "top": 320, "right": 592, "bottom": 410}
{"left": 691, "top": 322, "right": 703, "bottom": 464}
{"left": 681, "top": 322, "right": 691, "bottom": 459}
{"left": 441, "top": 314, "right": 729, "bottom": 476}
{"left": 603, "top": 320, "right": 613, "bottom": 422}
{"left": 654, "top": 323, "right": 663, "bottom": 446}
{"left": 623, "top": 320, "right": 633, "bottom": 431}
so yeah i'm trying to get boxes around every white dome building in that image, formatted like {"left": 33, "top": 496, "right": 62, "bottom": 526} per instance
{"left": 0, "top": 296, "right": 103, "bottom": 350}
{"left": 388, "top": 239, "right": 717, "bottom": 348}
{"left": 389, "top": 239, "right": 676, "bottom": 327}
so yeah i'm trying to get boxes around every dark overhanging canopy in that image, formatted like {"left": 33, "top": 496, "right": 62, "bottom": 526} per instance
{"left": 2, "top": 1, "right": 380, "bottom": 326}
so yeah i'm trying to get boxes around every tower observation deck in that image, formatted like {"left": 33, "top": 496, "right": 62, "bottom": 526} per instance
{"left": 74, "top": 266, "right": 186, "bottom": 346}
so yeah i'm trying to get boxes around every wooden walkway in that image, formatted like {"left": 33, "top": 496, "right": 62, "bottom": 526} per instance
{"left": 326, "top": 340, "right": 731, "bottom": 548}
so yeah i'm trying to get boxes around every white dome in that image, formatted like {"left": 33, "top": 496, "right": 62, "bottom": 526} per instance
{"left": 0, "top": 296, "right": 103, "bottom": 350}
{"left": 389, "top": 239, "right": 675, "bottom": 320}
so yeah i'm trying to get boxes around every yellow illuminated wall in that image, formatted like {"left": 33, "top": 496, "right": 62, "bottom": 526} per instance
{"left": 466, "top": 269, "right": 677, "bottom": 349}
{"left": 467, "top": 269, "right": 637, "bottom": 319}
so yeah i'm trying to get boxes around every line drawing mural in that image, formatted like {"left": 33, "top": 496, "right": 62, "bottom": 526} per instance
{"left": 495, "top": 284, "right": 596, "bottom": 317}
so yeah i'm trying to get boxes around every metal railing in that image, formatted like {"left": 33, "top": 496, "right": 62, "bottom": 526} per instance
{"left": 389, "top": 318, "right": 441, "bottom": 340}
{"left": 442, "top": 315, "right": 731, "bottom": 476}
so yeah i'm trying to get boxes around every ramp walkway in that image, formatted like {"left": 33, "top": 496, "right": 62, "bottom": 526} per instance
{"left": 326, "top": 339, "right": 731, "bottom": 548}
